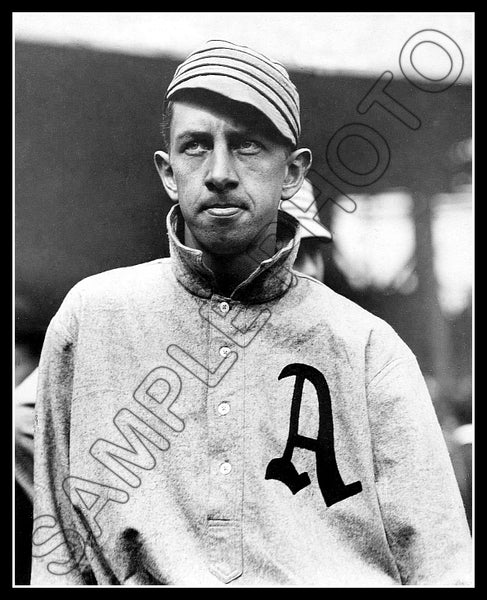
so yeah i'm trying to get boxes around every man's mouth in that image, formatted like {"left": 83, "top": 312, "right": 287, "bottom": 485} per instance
{"left": 202, "top": 201, "right": 246, "bottom": 218}
{"left": 205, "top": 206, "right": 242, "bottom": 217}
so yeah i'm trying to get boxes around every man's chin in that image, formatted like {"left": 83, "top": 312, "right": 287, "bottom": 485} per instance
{"left": 187, "top": 218, "right": 277, "bottom": 260}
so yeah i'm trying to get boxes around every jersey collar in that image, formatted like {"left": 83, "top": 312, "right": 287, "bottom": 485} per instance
{"left": 166, "top": 204, "right": 301, "bottom": 303}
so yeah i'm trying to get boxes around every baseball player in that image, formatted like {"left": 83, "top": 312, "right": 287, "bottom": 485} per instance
{"left": 31, "top": 40, "right": 472, "bottom": 586}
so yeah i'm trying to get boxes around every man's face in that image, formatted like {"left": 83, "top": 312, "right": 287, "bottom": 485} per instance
{"left": 163, "top": 97, "right": 292, "bottom": 256}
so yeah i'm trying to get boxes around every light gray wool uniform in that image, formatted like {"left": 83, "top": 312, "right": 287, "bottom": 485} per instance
{"left": 31, "top": 40, "right": 472, "bottom": 586}
{"left": 31, "top": 207, "right": 472, "bottom": 586}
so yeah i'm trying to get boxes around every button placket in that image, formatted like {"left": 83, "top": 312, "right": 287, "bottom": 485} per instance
{"left": 206, "top": 296, "right": 244, "bottom": 583}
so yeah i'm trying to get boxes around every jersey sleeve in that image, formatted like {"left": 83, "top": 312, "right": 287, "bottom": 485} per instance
{"left": 30, "top": 286, "right": 95, "bottom": 585}
{"left": 366, "top": 346, "right": 472, "bottom": 585}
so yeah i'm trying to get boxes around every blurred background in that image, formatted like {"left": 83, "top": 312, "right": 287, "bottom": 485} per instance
{"left": 14, "top": 12, "right": 473, "bottom": 584}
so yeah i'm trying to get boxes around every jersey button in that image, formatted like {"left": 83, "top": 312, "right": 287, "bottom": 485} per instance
{"left": 220, "top": 461, "right": 232, "bottom": 475}
{"left": 219, "top": 301, "right": 230, "bottom": 314}
{"left": 217, "top": 402, "right": 230, "bottom": 416}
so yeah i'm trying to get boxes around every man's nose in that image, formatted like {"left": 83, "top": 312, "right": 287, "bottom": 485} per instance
{"left": 204, "top": 146, "right": 238, "bottom": 193}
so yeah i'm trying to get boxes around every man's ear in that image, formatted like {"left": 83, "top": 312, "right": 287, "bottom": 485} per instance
{"left": 281, "top": 148, "right": 312, "bottom": 200}
{"left": 154, "top": 151, "right": 178, "bottom": 202}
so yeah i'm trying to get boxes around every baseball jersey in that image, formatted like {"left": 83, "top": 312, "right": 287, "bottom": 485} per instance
{"left": 31, "top": 206, "right": 472, "bottom": 586}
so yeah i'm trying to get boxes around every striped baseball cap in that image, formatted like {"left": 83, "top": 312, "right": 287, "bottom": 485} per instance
{"left": 165, "top": 40, "right": 301, "bottom": 146}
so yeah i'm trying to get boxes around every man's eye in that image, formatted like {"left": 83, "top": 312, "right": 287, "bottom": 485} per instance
{"left": 183, "top": 141, "right": 208, "bottom": 155}
{"left": 237, "top": 140, "right": 262, "bottom": 154}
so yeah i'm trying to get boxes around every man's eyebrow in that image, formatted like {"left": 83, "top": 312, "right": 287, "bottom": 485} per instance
{"left": 174, "top": 130, "right": 211, "bottom": 143}
{"left": 228, "top": 126, "right": 259, "bottom": 137}
{"left": 174, "top": 126, "right": 265, "bottom": 144}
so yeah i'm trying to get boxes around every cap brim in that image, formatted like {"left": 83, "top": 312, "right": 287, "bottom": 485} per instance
{"left": 298, "top": 219, "right": 333, "bottom": 242}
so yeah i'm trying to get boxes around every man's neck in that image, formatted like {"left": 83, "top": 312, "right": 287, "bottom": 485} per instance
{"left": 184, "top": 222, "right": 278, "bottom": 297}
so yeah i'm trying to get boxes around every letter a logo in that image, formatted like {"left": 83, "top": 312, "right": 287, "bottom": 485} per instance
{"left": 265, "top": 363, "right": 362, "bottom": 507}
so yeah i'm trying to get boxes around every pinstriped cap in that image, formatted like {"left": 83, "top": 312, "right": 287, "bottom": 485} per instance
{"left": 165, "top": 39, "right": 301, "bottom": 146}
